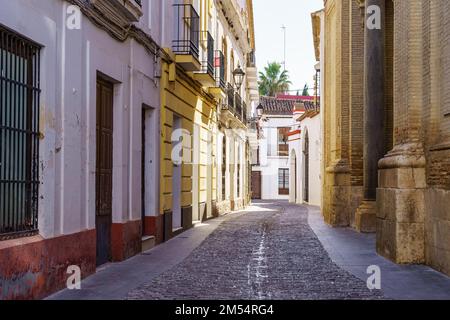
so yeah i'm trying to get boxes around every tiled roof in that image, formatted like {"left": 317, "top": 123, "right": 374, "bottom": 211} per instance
{"left": 260, "top": 96, "right": 304, "bottom": 115}
{"left": 260, "top": 96, "right": 318, "bottom": 116}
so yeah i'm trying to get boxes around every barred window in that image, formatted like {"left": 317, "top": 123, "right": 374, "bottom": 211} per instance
{"left": 278, "top": 127, "right": 289, "bottom": 157}
{"left": 0, "top": 26, "right": 41, "bottom": 240}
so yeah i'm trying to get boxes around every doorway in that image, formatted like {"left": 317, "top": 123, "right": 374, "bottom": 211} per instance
{"left": 290, "top": 149, "right": 297, "bottom": 203}
{"left": 251, "top": 171, "right": 262, "bottom": 199}
{"left": 303, "top": 130, "right": 310, "bottom": 203}
{"left": 95, "top": 77, "right": 114, "bottom": 266}
{"left": 142, "top": 106, "right": 155, "bottom": 236}
{"left": 172, "top": 115, "right": 183, "bottom": 230}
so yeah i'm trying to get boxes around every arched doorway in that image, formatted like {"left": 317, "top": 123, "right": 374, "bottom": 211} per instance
{"left": 290, "top": 149, "right": 297, "bottom": 203}
{"left": 303, "top": 130, "right": 309, "bottom": 203}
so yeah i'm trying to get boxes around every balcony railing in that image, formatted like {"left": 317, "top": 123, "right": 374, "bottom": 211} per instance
{"left": 215, "top": 50, "right": 226, "bottom": 89}
{"left": 199, "top": 31, "right": 214, "bottom": 78}
{"left": 226, "top": 83, "right": 235, "bottom": 114}
{"left": 223, "top": 83, "right": 247, "bottom": 125}
{"left": 235, "top": 92, "right": 243, "bottom": 122}
{"left": 173, "top": 4, "right": 200, "bottom": 59}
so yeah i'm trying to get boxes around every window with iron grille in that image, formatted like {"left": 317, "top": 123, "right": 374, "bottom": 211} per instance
{"left": 278, "top": 127, "right": 289, "bottom": 157}
{"left": 0, "top": 26, "right": 41, "bottom": 240}
{"left": 278, "top": 168, "right": 289, "bottom": 195}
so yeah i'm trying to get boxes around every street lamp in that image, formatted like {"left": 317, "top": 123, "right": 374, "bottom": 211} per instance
{"left": 232, "top": 64, "right": 245, "bottom": 91}
{"left": 256, "top": 103, "right": 264, "bottom": 118}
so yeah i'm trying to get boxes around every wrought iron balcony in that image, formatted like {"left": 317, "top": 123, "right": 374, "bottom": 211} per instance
{"left": 215, "top": 50, "right": 226, "bottom": 90}
{"left": 225, "top": 83, "right": 236, "bottom": 114}
{"left": 173, "top": 4, "right": 200, "bottom": 64}
{"left": 235, "top": 92, "right": 243, "bottom": 122}
{"left": 222, "top": 84, "right": 247, "bottom": 126}
{"left": 200, "top": 31, "right": 214, "bottom": 78}
{"left": 194, "top": 31, "right": 215, "bottom": 86}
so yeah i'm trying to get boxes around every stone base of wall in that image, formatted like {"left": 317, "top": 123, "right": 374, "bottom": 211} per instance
{"left": 232, "top": 198, "right": 244, "bottom": 212}
{"left": 212, "top": 200, "right": 219, "bottom": 218}
{"left": 0, "top": 230, "right": 96, "bottom": 300}
{"left": 323, "top": 162, "right": 352, "bottom": 227}
{"left": 425, "top": 188, "right": 450, "bottom": 276}
{"left": 377, "top": 149, "right": 426, "bottom": 264}
{"left": 217, "top": 200, "right": 231, "bottom": 215}
{"left": 143, "top": 215, "right": 164, "bottom": 244}
{"left": 355, "top": 200, "right": 377, "bottom": 233}
{"left": 182, "top": 206, "right": 193, "bottom": 230}
{"left": 112, "top": 220, "right": 142, "bottom": 262}
{"left": 349, "top": 186, "right": 364, "bottom": 228}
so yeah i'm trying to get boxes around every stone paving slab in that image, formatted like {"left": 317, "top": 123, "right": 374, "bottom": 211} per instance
{"left": 49, "top": 201, "right": 450, "bottom": 300}
{"left": 307, "top": 205, "right": 450, "bottom": 300}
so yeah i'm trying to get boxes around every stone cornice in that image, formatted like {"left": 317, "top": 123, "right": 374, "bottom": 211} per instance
{"left": 67, "top": 0, "right": 171, "bottom": 61}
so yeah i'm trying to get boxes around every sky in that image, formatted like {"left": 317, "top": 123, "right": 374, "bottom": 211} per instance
{"left": 253, "top": 0, "right": 323, "bottom": 95}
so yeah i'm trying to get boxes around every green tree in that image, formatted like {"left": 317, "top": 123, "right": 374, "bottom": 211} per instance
{"left": 258, "top": 62, "right": 292, "bottom": 96}
{"left": 301, "top": 84, "right": 310, "bottom": 96}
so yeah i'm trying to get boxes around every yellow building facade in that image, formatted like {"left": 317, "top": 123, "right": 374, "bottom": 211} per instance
{"left": 152, "top": 0, "right": 258, "bottom": 242}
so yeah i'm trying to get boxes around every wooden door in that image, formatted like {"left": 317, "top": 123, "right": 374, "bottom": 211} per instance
{"left": 96, "top": 78, "right": 114, "bottom": 266}
{"left": 251, "top": 171, "right": 262, "bottom": 199}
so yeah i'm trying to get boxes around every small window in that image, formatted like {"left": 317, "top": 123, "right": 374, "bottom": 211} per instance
{"left": 278, "top": 127, "right": 290, "bottom": 156}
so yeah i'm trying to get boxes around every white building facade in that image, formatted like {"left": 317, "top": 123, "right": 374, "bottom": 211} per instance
{"left": 252, "top": 97, "right": 299, "bottom": 200}
{"left": 0, "top": 0, "right": 162, "bottom": 299}
{"left": 289, "top": 107, "right": 322, "bottom": 207}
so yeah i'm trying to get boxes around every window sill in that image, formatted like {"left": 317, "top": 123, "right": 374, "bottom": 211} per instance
{"left": 0, "top": 234, "right": 43, "bottom": 251}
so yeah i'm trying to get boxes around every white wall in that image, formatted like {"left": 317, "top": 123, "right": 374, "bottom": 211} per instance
{"left": 0, "top": 0, "right": 161, "bottom": 238}
{"left": 254, "top": 116, "right": 295, "bottom": 200}
{"left": 289, "top": 115, "right": 322, "bottom": 207}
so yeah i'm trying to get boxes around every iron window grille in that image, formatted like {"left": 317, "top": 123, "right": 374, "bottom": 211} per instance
{"left": 173, "top": 4, "right": 200, "bottom": 60}
{"left": 278, "top": 168, "right": 289, "bottom": 195}
{"left": 0, "top": 25, "right": 41, "bottom": 240}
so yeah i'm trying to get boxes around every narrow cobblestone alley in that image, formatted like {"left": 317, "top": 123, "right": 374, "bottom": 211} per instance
{"left": 126, "top": 202, "right": 383, "bottom": 300}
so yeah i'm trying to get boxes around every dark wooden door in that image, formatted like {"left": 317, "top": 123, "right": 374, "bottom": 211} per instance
{"left": 251, "top": 171, "right": 262, "bottom": 199}
{"left": 96, "top": 78, "right": 114, "bottom": 266}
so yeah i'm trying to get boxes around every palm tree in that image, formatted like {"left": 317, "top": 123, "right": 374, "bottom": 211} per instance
{"left": 302, "top": 84, "right": 310, "bottom": 96}
{"left": 258, "top": 62, "right": 292, "bottom": 97}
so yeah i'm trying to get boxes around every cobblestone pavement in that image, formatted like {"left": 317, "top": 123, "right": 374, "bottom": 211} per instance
{"left": 127, "top": 201, "right": 384, "bottom": 300}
